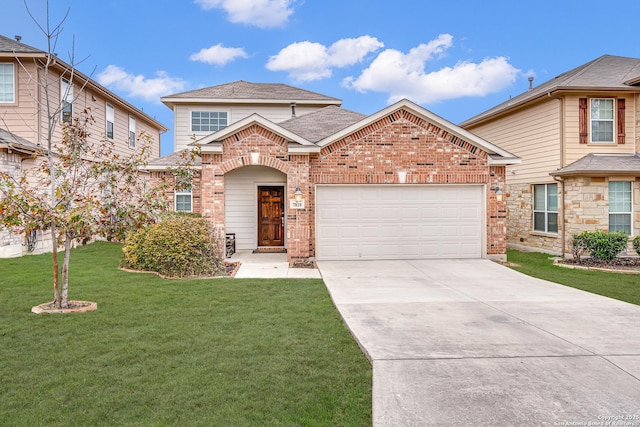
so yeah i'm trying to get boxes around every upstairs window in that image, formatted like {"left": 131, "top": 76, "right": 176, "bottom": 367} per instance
{"left": 191, "top": 111, "right": 228, "bottom": 132}
{"left": 106, "top": 103, "right": 115, "bottom": 139}
{"left": 61, "top": 78, "right": 73, "bottom": 123}
{"left": 128, "top": 116, "right": 136, "bottom": 148}
{"left": 533, "top": 183, "right": 558, "bottom": 233}
{"left": 609, "top": 181, "right": 632, "bottom": 235}
{"left": 0, "top": 63, "right": 15, "bottom": 103}
{"left": 590, "top": 98, "right": 614, "bottom": 143}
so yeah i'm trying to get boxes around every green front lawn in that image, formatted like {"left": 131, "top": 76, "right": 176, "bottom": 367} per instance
{"left": 507, "top": 249, "right": 640, "bottom": 306}
{"left": 0, "top": 242, "right": 371, "bottom": 426}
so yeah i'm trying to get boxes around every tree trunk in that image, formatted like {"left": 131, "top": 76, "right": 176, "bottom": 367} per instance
{"left": 51, "top": 222, "right": 60, "bottom": 308}
{"left": 60, "top": 233, "right": 72, "bottom": 309}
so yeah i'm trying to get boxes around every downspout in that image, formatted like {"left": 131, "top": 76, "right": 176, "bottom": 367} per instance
{"left": 548, "top": 91, "right": 566, "bottom": 256}
{"left": 553, "top": 174, "right": 566, "bottom": 257}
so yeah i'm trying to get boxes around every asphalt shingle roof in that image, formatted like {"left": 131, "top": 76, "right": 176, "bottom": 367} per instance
{"left": 462, "top": 55, "right": 640, "bottom": 126}
{"left": 551, "top": 153, "right": 640, "bottom": 176}
{"left": 279, "top": 106, "right": 366, "bottom": 143}
{"left": 163, "top": 80, "right": 342, "bottom": 103}
{"left": 0, "top": 34, "right": 43, "bottom": 54}
{"left": 147, "top": 149, "right": 202, "bottom": 168}
{"left": 0, "top": 128, "right": 40, "bottom": 153}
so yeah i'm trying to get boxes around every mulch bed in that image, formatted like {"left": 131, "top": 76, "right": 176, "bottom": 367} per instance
{"left": 556, "top": 257, "right": 640, "bottom": 273}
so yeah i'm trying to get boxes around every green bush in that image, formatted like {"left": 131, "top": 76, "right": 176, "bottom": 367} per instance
{"left": 570, "top": 233, "right": 589, "bottom": 263}
{"left": 634, "top": 236, "right": 640, "bottom": 256}
{"left": 121, "top": 226, "right": 149, "bottom": 270}
{"left": 121, "top": 215, "right": 224, "bottom": 278}
{"left": 571, "top": 230, "right": 628, "bottom": 262}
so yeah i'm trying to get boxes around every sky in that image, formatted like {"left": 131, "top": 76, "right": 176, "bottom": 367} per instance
{"left": 2, "top": 0, "right": 639, "bottom": 156}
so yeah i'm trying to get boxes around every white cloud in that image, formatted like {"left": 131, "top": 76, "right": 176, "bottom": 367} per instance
{"left": 194, "top": 0, "right": 294, "bottom": 28}
{"left": 344, "top": 34, "right": 520, "bottom": 104}
{"left": 190, "top": 44, "right": 249, "bottom": 66}
{"left": 266, "top": 36, "right": 384, "bottom": 81}
{"left": 96, "top": 65, "right": 186, "bottom": 102}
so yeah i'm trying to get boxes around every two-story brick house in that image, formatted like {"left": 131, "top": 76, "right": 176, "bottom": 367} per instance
{"left": 0, "top": 35, "right": 167, "bottom": 257}
{"left": 461, "top": 55, "right": 640, "bottom": 256}
{"left": 149, "top": 81, "right": 520, "bottom": 265}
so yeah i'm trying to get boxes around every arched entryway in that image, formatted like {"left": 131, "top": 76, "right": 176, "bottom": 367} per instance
{"left": 224, "top": 166, "right": 287, "bottom": 250}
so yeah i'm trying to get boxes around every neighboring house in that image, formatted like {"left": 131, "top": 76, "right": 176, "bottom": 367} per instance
{"left": 149, "top": 81, "right": 520, "bottom": 265}
{"left": 461, "top": 55, "right": 640, "bottom": 256}
{"left": 0, "top": 34, "right": 167, "bottom": 257}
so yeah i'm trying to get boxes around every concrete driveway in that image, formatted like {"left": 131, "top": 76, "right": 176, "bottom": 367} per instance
{"left": 317, "top": 259, "right": 640, "bottom": 426}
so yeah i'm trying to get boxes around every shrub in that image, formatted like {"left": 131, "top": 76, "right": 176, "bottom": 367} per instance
{"left": 121, "top": 215, "right": 225, "bottom": 278}
{"left": 572, "top": 230, "right": 628, "bottom": 262}
{"left": 570, "top": 233, "right": 589, "bottom": 263}
{"left": 634, "top": 236, "right": 640, "bottom": 257}
{"left": 121, "top": 226, "right": 149, "bottom": 270}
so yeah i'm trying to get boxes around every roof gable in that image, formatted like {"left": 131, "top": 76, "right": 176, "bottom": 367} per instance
{"left": 197, "top": 113, "right": 316, "bottom": 153}
{"left": 462, "top": 55, "right": 640, "bottom": 127}
{"left": 319, "top": 99, "right": 519, "bottom": 165}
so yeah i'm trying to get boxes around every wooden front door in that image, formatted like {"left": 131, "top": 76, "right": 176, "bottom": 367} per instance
{"left": 258, "top": 186, "right": 285, "bottom": 246}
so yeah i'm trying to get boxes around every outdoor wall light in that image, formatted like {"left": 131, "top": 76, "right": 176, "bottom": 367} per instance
{"left": 493, "top": 186, "right": 503, "bottom": 202}
{"left": 294, "top": 186, "right": 303, "bottom": 202}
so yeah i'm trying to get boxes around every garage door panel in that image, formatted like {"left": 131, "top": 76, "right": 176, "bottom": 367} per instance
{"left": 316, "top": 186, "right": 483, "bottom": 260}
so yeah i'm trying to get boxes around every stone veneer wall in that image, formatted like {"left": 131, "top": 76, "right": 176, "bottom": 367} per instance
{"left": 505, "top": 183, "right": 563, "bottom": 255}
{"left": 564, "top": 176, "right": 640, "bottom": 255}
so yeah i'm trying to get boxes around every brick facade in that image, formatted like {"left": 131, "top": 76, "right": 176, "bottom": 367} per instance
{"left": 157, "top": 108, "right": 509, "bottom": 264}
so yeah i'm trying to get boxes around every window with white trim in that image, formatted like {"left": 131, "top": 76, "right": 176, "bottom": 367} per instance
{"left": 590, "top": 98, "right": 614, "bottom": 143}
{"left": 0, "top": 63, "right": 15, "bottom": 103}
{"left": 533, "top": 183, "right": 558, "bottom": 233}
{"left": 609, "top": 181, "right": 632, "bottom": 235}
{"left": 106, "top": 103, "right": 114, "bottom": 139}
{"left": 128, "top": 116, "right": 136, "bottom": 148}
{"left": 191, "top": 111, "right": 228, "bottom": 132}
{"left": 174, "top": 177, "right": 192, "bottom": 212}
{"left": 61, "top": 78, "right": 73, "bottom": 123}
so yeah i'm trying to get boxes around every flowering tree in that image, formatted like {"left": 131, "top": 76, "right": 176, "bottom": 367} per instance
{"left": 0, "top": 110, "right": 175, "bottom": 308}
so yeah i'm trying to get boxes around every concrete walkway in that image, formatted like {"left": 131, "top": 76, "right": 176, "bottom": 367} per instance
{"left": 230, "top": 250, "right": 321, "bottom": 278}
{"left": 317, "top": 259, "right": 640, "bottom": 426}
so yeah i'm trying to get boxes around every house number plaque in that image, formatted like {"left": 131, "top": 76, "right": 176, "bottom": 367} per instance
{"left": 289, "top": 200, "right": 305, "bottom": 209}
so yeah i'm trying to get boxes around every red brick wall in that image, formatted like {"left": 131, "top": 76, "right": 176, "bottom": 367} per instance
{"left": 154, "top": 109, "right": 508, "bottom": 263}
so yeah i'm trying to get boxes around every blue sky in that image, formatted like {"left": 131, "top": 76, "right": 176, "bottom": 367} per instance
{"left": 3, "top": 0, "right": 639, "bottom": 155}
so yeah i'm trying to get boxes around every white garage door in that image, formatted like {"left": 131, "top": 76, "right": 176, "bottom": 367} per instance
{"left": 316, "top": 185, "right": 483, "bottom": 260}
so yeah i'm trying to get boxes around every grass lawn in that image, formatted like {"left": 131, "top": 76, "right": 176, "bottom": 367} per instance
{"left": 507, "top": 249, "right": 640, "bottom": 306}
{"left": 0, "top": 242, "right": 371, "bottom": 426}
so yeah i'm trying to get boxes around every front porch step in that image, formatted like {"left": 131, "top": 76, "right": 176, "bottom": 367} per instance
{"left": 252, "top": 247, "right": 287, "bottom": 254}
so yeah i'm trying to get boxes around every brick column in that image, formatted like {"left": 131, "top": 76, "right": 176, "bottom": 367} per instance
{"left": 287, "top": 155, "right": 311, "bottom": 266}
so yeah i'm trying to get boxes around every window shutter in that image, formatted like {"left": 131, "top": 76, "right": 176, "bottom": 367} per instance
{"left": 617, "top": 98, "right": 625, "bottom": 144}
{"left": 579, "top": 98, "right": 588, "bottom": 144}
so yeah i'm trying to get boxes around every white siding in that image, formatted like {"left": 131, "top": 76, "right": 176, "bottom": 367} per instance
{"left": 225, "top": 166, "right": 287, "bottom": 250}
{"left": 174, "top": 103, "right": 327, "bottom": 151}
